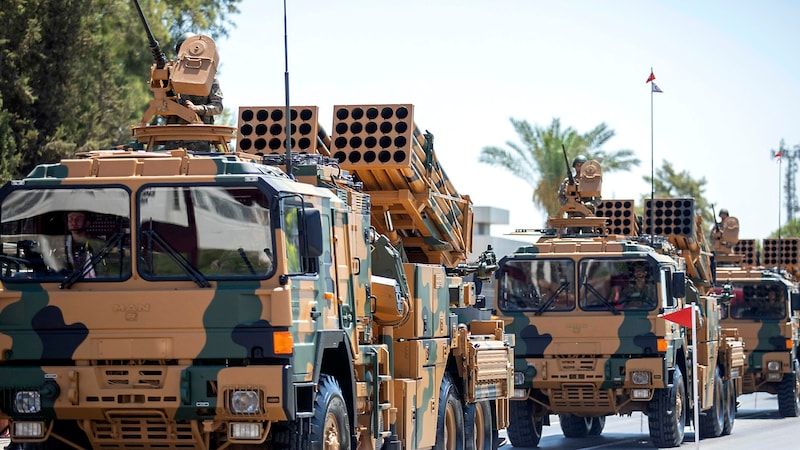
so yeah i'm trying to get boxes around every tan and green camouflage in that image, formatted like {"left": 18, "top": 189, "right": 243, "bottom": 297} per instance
{"left": 714, "top": 235, "right": 800, "bottom": 418}
{"left": 0, "top": 100, "right": 514, "bottom": 450}
{"left": 0, "top": 21, "right": 512, "bottom": 449}
{"left": 497, "top": 197, "right": 745, "bottom": 448}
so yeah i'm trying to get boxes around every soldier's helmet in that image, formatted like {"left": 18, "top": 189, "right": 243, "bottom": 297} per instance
{"left": 175, "top": 32, "right": 197, "bottom": 55}
{"left": 719, "top": 208, "right": 729, "bottom": 217}
{"left": 572, "top": 155, "right": 588, "bottom": 167}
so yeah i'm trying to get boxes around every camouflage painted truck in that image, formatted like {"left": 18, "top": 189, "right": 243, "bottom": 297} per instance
{"left": 0, "top": 18, "right": 513, "bottom": 450}
{"left": 494, "top": 167, "right": 745, "bottom": 448}
{"left": 710, "top": 218, "right": 800, "bottom": 417}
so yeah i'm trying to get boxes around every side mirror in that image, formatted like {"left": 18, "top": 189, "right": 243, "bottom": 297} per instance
{"left": 791, "top": 292, "right": 800, "bottom": 312}
{"left": 302, "top": 209, "right": 323, "bottom": 258}
{"left": 671, "top": 272, "right": 686, "bottom": 302}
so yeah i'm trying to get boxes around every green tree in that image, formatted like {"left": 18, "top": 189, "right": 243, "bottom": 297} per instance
{"left": 642, "top": 160, "right": 713, "bottom": 233}
{"left": 0, "top": 0, "right": 241, "bottom": 183}
{"left": 479, "top": 117, "right": 641, "bottom": 216}
{"left": 771, "top": 218, "right": 800, "bottom": 238}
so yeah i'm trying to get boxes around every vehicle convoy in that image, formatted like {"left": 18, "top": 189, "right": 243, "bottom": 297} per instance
{"left": 710, "top": 217, "right": 800, "bottom": 417}
{"left": 494, "top": 161, "right": 745, "bottom": 448}
{"left": 0, "top": 11, "right": 513, "bottom": 450}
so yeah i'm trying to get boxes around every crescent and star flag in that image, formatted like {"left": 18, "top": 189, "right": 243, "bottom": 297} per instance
{"left": 660, "top": 305, "right": 694, "bottom": 328}
{"left": 651, "top": 82, "right": 663, "bottom": 93}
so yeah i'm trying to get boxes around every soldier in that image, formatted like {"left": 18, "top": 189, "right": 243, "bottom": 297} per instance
{"left": 165, "top": 32, "right": 224, "bottom": 151}
{"left": 64, "top": 211, "right": 97, "bottom": 277}
{"left": 558, "top": 155, "right": 587, "bottom": 206}
{"left": 616, "top": 261, "right": 655, "bottom": 307}
{"left": 170, "top": 32, "right": 223, "bottom": 124}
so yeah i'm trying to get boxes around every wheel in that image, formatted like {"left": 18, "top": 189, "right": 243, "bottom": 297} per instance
{"left": 648, "top": 365, "right": 686, "bottom": 448}
{"left": 588, "top": 415, "right": 606, "bottom": 436}
{"left": 434, "top": 373, "right": 465, "bottom": 450}
{"left": 465, "top": 400, "right": 499, "bottom": 450}
{"left": 699, "top": 367, "right": 725, "bottom": 438}
{"left": 777, "top": 360, "right": 800, "bottom": 417}
{"left": 721, "top": 376, "right": 735, "bottom": 436}
{"left": 507, "top": 399, "right": 544, "bottom": 448}
{"left": 311, "top": 375, "right": 351, "bottom": 450}
{"left": 558, "top": 413, "right": 591, "bottom": 438}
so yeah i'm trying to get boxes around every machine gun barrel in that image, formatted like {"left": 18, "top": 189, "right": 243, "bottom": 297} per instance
{"left": 561, "top": 144, "right": 575, "bottom": 185}
{"left": 132, "top": 0, "right": 168, "bottom": 69}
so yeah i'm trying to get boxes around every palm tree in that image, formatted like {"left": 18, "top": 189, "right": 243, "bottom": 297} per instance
{"left": 479, "top": 117, "right": 640, "bottom": 216}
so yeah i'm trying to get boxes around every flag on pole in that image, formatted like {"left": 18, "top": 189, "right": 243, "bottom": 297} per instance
{"left": 651, "top": 82, "right": 663, "bottom": 93}
{"left": 646, "top": 70, "right": 656, "bottom": 83}
{"left": 775, "top": 150, "right": 782, "bottom": 161}
{"left": 660, "top": 305, "right": 694, "bottom": 328}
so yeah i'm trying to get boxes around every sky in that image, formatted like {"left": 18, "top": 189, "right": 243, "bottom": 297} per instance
{"left": 213, "top": 0, "right": 800, "bottom": 240}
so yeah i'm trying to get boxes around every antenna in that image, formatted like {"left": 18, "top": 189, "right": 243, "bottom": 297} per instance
{"left": 283, "top": 0, "right": 294, "bottom": 179}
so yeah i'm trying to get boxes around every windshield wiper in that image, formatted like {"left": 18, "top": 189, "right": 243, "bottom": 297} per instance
{"left": 583, "top": 282, "right": 620, "bottom": 315}
{"left": 142, "top": 229, "right": 211, "bottom": 288}
{"left": 60, "top": 232, "right": 125, "bottom": 289}
{"left": 535, "top": 281, "right": 569, "bottom": 316}
{"left": 238, "top": 247, "right": 256, "bottom": 275}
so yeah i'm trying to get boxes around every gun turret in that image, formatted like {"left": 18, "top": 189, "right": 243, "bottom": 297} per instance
{"left": 132, "top": 0, "right": 168, "bottom": 69}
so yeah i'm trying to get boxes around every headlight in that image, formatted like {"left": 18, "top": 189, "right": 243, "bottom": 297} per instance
{"left": 230, "top": 390, "right": 260, "bottom": 414}
{"left": 230, "top": 422, "right": 262, "bottom": 439}
{"left": 767, "top": 361, "right": 781, "bottom": 372}
{"left": 514, "top": 371, "right": 526, "bottom": 385}
{"left": 631, "top": 371, "right": 651, "bottom": 385}
{"left": 632, "top": 389, "right": 651, "bottom": 399}
{"left": 14, "top": 391, "right": 41, "bottom": 414}
{"left": 13, "top": 421, "right": 44, "bottom": 438}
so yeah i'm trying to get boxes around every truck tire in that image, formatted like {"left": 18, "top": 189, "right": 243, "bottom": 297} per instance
{"left": 465, "top": 400, "right": 499, "bottom": 450}
{"left": 699, "top": 367, "right": 725, "bottom": 439}
{"left": 648, "top": 365, "right": 686, "bottom": 448}
{"left": 777, "top": 360, "right": 800, "bottom": 417}
{"left": 507, "top": 399, "right": 544, "bottom": 448}
{"left": 434, "top": 373, "right": 465, "bottom": 450}
{"left": 310, "top": 374, "right": 351, "bottom": 450}
{"left": 721, "top": 376, "right": 735, "bottom": 436}
{"left": 558, "top": 413, "right": 591, "bottom": 438}
{"left": 588, "top": 415, "right": 606, "bottom": 436}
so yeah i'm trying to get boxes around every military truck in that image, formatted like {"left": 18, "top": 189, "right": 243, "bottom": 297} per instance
{"left": 0, "top": 14, "right": 513, "bottom": 450}
{"left": 495, "top": 166, "right": 745, "bottom": 448}
{"left": 711, "top": 218, "right": 800, "bottom": 417}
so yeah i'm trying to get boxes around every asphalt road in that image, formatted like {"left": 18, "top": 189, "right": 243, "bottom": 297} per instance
{"left": 0, "top": 392, "right": 795, "bottom": 449}
{"left": 500, "top": 392, "right": 800, "bottom": 449}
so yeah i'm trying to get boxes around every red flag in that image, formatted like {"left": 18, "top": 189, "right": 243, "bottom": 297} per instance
{"left": 661, "top": 306, "right": 693, "bottom": 328}
{"left": 652, "top": 82, "right": 663, "bottom": 93}
{"left": 646, "top": 71, "right": 655, "bottom": 83}
{"left": 775, "top": 150, "right": 782, "bottom": 161}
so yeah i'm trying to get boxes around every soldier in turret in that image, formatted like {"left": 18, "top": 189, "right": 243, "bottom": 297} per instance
{"left": 167, "top": 32, "right": 224, "bottom": 125}
{"left": 558, "top": 155, "right": 587, "bottom": 206}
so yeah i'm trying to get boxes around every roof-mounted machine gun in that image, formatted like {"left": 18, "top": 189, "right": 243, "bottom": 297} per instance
{"left": 130, "top": 0, "right": 234, "bottom": 151}
{"left": 548, "top": 144, "right": 605, "bottom": 235}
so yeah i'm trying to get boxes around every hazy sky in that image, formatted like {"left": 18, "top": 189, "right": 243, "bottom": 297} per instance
{"left": 214, "top": 0, "right": 800, "bottom": 240}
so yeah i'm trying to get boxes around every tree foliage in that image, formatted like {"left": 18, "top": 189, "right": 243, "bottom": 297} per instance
{"left": 0, "top": 0, "right": 241, "bottom": 182}
{"left": 479, "top": 117, "right": 640, "bottom": 216}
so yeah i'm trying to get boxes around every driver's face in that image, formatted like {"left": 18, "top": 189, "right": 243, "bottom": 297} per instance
{"left": 67, "top": 212, "right": 88, "bottom": 232}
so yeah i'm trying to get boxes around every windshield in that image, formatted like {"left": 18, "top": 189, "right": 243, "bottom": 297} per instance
{"left": 726, "top": 282, "right": 786, "bottom": 320}
{"left": 138, "top": 185, "right": 274, "bottom": 281}
{"left": 497, "top": 259, "right": 575, "bottom": 312}
{"left": 0, "top": 187, "right": 131, "bottom": 282}
{"left": 579, "top": 258, "right": 657, "bottom": 311}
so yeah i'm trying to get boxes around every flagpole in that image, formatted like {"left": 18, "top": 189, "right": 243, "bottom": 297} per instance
{"left": 691, "top": 304, "right": 699, "bottom": 450}
{"left": 649, "top": 67, "right": 655, "bottom": 244}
